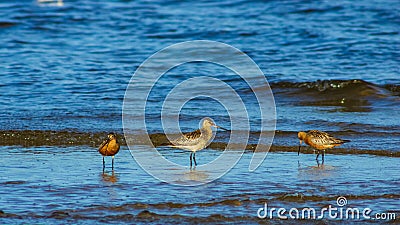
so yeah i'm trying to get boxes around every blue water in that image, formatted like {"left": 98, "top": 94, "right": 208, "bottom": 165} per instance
{"left": 1, "top": 0, "right": 399, "bottom": 132}
{"left": 0, "top": 0, "right": 399, "bottom": 224}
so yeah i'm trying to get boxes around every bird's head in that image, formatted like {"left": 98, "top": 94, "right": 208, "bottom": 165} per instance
{"left": 107, "top": 133, "right": 117, "bottom": 140}
{"left": 297, "top": 131, "right": 306, "bottom": 155}
{"left": 203, "top": 117, "right": 217, "bottom": 128}
{"left": 202, "top": 117, "right": 229, "bottom": 131}
{"left": 298, "top": 131, "right": 306, "bottom": 142}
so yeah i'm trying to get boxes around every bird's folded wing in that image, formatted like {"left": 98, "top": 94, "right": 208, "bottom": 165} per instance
{"left": 172, "top": 129, "right": 201, "bottom": 145}
{"left": 99, "top": 139, "right": 109, "bottom": 150}
{"left": 308, "top": 130, "right": 346, "bottom": 145}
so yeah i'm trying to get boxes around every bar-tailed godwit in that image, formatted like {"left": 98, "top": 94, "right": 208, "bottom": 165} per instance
{"left": 99, "top": 133, "right": 120, "bottom": 170}
{"left": 298, "top": 130, "right": 350, "bottom": 161}
{"left": 169, "top": 117, "right": 228, "bottom": 167}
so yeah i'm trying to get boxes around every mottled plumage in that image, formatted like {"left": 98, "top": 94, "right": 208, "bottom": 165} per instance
{"left": 298, "top": 130, "right": 350, "bottom": 161}
{"left": 169, "top": 117, "right": 228, "bottom": 167}
{"left": 99, "top": 133, "right": 120, "bottom": 170}
{"left": 171, "top": 127, "right": 212, "bottom": 152}
{"left": 174, "top": 129, "right": 202, "bottom": 145}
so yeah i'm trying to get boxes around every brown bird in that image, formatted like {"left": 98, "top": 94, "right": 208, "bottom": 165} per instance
{"left": 168, "top": 117, "right": 228, "bottom": 167}
{"left": 298, "top": 130, "right": 350, "bottom": 161}
{"left": 99, "top": 133, "right": 120, "bottom": 170}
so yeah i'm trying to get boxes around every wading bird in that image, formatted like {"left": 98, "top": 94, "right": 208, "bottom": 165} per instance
{"left": 169, "top": 117, "right": 228, "bottom": 167}
{"left": 298, "top": 130, "right": 350, "bottom": 161}
{"left": 99, "top": 133, "right": 120, "bottom": 170}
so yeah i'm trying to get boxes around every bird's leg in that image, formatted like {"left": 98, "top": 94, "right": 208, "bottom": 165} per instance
{"left": 190, "top": 152, "right": 193, "bottom": 168}
{"left": 316, "top": 150, "right": 320, "bottom": 160}
{"left": 322, "top": 150, "right": 325, "bottom": 162}
{"left": 103, "top": 157, "right": 105, "bottom": 171}
{"left": 112, "top": 156, "right": 114, "bottom": 170}
{"left": 193, "top": 152, "right": 197, "bottom": 166}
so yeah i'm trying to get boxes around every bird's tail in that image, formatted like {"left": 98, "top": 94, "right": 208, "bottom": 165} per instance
{"left": 337, "top": 139, "right": 351, "bottom": 144}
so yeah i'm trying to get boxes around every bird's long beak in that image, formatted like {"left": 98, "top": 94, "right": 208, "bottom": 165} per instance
{"left": 215, "top": 125, "right": 229, "bottom": 131}
{"left": 298, "top": 140, "right": 302, "bottom": 155}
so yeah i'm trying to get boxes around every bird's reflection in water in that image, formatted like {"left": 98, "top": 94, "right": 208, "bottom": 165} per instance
{"left": 182, "top": 168, "right": 209, "bottom": 182}
{"left": 101, "top": 170, "right": 118, "bottom": 184}
{"left": 297, "top": 160, "right": 336, "bottom": 180}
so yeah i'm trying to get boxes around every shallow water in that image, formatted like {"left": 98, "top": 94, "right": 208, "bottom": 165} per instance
{"left": 1, "top": 0, "right": 399, "bottom": 224}
{"left": 0, "top": 146, "right": 399, "bottom": 224}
